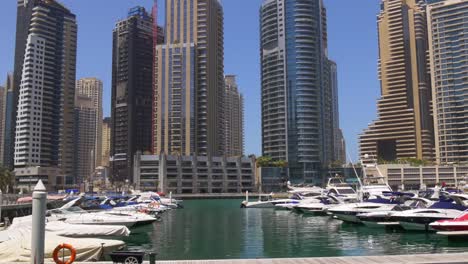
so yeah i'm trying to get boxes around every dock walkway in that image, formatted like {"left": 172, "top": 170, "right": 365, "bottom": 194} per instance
{"left": 32, "top": 252, "right": 468, "bottom": 264}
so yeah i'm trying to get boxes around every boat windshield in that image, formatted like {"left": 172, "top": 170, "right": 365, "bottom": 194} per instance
{"left": 65, "top": 206, "right": 88, "bottom": 214}
{"left": 337, "top": 188, "right": 355, "bottom": 194}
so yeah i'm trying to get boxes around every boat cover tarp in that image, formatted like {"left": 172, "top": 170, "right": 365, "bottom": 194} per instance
{"left": 0, "top": 226, "right": 124, "bottom": 262}
{"left": 2, "top": 216, "right": 131, "bottom": 239}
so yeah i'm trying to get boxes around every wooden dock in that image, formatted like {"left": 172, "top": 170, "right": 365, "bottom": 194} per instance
{"left": 33, "top": 252, "right": 468, "bottom": 264}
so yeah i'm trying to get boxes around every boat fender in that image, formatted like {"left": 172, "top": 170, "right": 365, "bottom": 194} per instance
{"left": 53, "top": 243, "right": 77, "bottom": 264}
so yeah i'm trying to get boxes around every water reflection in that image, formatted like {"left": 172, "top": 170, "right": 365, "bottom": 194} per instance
{"left": 123, "top": 199, "right": 468, "bottom": 260}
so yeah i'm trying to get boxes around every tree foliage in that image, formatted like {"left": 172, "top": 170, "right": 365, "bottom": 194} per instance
{"left": 256, "top": 156, "right": 287, "bottom": 168}
{"left": 0, "top": 166, "right": 14, "bottom": 193}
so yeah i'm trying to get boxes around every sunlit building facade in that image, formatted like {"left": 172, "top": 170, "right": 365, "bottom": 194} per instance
{"left": 359, "top": 0, "right": 434, "bottom": 163}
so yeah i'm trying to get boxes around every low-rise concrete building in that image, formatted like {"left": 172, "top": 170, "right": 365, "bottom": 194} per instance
{"left": 378, "top": 164, "right": 468, "bottom": 190}
{"left": 133, "top": 153, "right": 257, "bottom": 194}
{"left": 15, "top": 167, "right": 62, "bottom": 192}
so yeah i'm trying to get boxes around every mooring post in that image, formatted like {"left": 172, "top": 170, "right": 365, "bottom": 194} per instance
{"left": 148, "top": 252, "right": 157, "bottom": 264}
{"left": 31, "top": 180, "right": 47, "bottom": 264}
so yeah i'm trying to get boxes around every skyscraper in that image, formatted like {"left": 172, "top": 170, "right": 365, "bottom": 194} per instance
{"left": 0, "top": 84, "right": 5, "bottom": 164}
{"left": 260, "top": 0, "right": 336, "bottom": 183}
{"left": 224, "top": 75, "right": 244, "bottom": 157}
{"left": 6, "top": 0, "right": 41, "bottom": 170}
{"left": 111, "top": 7, "right": 155, "bottom": 183}
{"left": 428, "top": 0, "right": 468, "bottom": 164}
{"left": 359, "top": 0, "right": 434, "bottom": 162}
{"left": 13, "top": 0, "right": 77, "bottom": 187}
{"left": 327, "top": 60, "right": 345, "bottom": 164}
{"left": 101, "top": 117, "right": 111, "bottom": 167}
{"left": 154, "top": 0, "right": 225, "bottom": 157}
{"left": 2, "top": 74, "right": 14, "bottom": 167}
{"left": 74, "top": 78, "right": 103, "bottom": 184}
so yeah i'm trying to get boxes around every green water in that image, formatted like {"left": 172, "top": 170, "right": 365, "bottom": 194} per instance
{"left": 123, "top": 199, "right": 468, "bottom": 260}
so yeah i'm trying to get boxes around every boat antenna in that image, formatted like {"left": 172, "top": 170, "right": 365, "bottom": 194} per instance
{"left": 347, "top": 151, "right": 364, "bottom": 202}
{"left": 347, "top": 152, "right": 363, "bottom": 188}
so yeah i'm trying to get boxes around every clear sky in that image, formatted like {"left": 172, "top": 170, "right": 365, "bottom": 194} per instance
{"left": 0, "top": 0, "right": 381, "bottom": 161}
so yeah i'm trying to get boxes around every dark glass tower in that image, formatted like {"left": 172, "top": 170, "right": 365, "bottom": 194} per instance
{"left": 111, "top": 7, "right": 161, "bottom": 183}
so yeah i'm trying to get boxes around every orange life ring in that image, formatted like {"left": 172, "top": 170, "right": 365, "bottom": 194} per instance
{"left": 53, "top": 243, "right": 76, "bottom": 264}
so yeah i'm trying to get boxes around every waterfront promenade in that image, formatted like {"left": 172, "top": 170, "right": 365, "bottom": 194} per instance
{"left": 28, "top": 252, "right": 468, "bottom": 264}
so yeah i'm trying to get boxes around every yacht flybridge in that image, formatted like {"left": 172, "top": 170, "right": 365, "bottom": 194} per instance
{"left": 326, "top": 176, "right": 357, "bottom": 200}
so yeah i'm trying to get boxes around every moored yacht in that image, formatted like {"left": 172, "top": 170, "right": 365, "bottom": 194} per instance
{"left": 356, "top": 196, "right": 434, "bottom": 228}
{"left": 328, "top": 192, "right": 414, "bottom": 223}
{"left": 392, "top": 194, "right": 468, "bottom": 231}
{"left": 326, "top": 176, "right": 357, "bottom": 200}
{"left": 293, "top": 195, "right": 344, "bottom": 215}
{"left": 241, "top": 192, "right": 302, "bottom": 208}
{"left": 430, "top": 211, "right": 468, "bottom": 232}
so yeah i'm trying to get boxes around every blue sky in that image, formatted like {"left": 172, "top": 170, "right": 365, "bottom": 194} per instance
{"left": 0, "top": 0, "right": 381, "bottom": 161}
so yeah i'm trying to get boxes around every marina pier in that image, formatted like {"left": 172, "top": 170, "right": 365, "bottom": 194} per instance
{"left": 25, "top": 252, "right": 468, "bottom": 264}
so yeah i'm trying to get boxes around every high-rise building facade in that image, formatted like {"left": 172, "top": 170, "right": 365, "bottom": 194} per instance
{"left": 260, "top": 0, "right": 336, "bottom": 183}
{"left": 2, "top": 74, "right": 14, "bottom": 167}
{"left": 154, "top": 0, "right": 225, "bottom": 157}
{"left": 0, "top": 84, "right": 5, "bottom": 164}
{"left": 359, "top": 0, "right": 434, "bottom": 162}
{"left": 7, "top": 0, "right": 42, "bottom": 170}
{"left": 327, "top": 61, "right": 346, "bottom": 164}
{"left": 13, "top": 0, "right": 77, "bottom": 185}
{"left": 111, "top": 7, "right": 155, "bottom": 183}
{"left": 428, "top": 0, "right": 468, "bottom": 164}
{"left": 101, "top": 117, "right": 111, "bottom": 167}
{"left": 224, "top": 75, "right": 244, "bottom": 157}
{"left": 74, "top": 78, "right": 103, "bottom": 184}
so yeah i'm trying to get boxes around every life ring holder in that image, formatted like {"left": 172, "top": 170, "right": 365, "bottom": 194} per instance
{"left": 53, "top": 243, "right": 77, "bottom": 264}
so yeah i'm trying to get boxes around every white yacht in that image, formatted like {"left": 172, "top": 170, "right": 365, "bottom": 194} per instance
{"left": 356, "top": 197, "right": 435, "bottom": 228}
{"left": 293, "top": 195, "right": 344, "bottom": 215}
{"left": 241, "top": 193, "right": 301, "bottom": 208}
{"left": 48, "top": 206, "right": 157, "bottom": 227}
{"left": 326, "top": 176, "right": 357, "bottom": 200}
{"left": 328, "top": 201, "right": 396, "bottom": 223}
{"left": 392, "top": 194, "right": 468, "bottom": 231}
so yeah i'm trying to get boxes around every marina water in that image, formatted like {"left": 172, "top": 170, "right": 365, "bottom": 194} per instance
{"left": 124, "top": 199, "right": 468, "bottom": 260}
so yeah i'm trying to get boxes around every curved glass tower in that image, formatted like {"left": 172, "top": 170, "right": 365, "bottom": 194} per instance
{"left": 260, "top": 0, "right": 338, "bottom": 183}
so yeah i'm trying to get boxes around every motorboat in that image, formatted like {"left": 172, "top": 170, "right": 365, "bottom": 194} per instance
{"left": 361, "top": 176, "right": 393, "bottom": 200}
{"left": 0, "top": 215, "right": 130, "bottom": 241}
{"left": 293, "top": 195, "right": 344, "bottom": 215}
{"left": 274, "top": 192, "right": 324, "bottom": 210}
{"left": 392, "top": 194, "right": 468, "bottom": 231}
{"left": 326, "top": 176, "right": 357, "bottom": 200}
{"left": 241, "top": 192, "right": 302, "bottom": 208}
{"left": 327, "top": 192, "right": 414, "bottom": 223}
{"left": 287, "top": 183, "right": 324, "bottom": 196}
{"left": 430, "top": 211, "right": 468, "bottom": 232}
{"left": 48, "top": 206, "right": 157, "bottom": 227}
{"left": 356, "top": 197, "right": 435, "bottom": 228}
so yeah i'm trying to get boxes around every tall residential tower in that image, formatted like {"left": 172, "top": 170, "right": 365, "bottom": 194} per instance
{"left": 428, "top": 0, "right": 468, "bottom": 163}
{"left": 13, "top": 0, "right": 77, "bottom": 188}
{"left": 224, "top": 75, "right": 244, "bottom": 157}
{"left": 74, "top": 78, "right": 103, "bottom": 184}
{"left": 359, "top": 0, "right": 434, "bottom": 162}
{"left": 154, "top": 0, "right": 225, "bottom": 157}
{"left": 260, "top": 0, "right": 338, "bottom": 183}
{"left": 111, "top": 7, "right": 155, "bottom": 183}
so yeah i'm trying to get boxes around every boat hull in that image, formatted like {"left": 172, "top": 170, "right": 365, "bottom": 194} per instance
{"left": 399, "top": 221, "right": 434, "bottom": 231}
{"left": 333, "top": 213, "right": 361, "bottom": 223}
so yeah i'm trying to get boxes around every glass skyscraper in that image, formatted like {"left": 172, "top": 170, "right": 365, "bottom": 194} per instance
{"left": 428, "top": 0, "right": 468, "bottom": 163}
{"left": 260, "top": 0, "right": 340, "bottom": 183}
